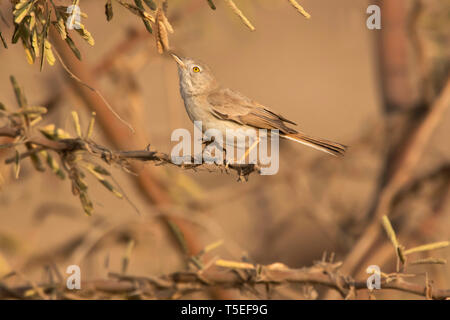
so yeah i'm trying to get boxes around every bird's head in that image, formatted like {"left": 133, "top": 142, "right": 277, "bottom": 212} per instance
{"left": 171, "top": 54, "right": 218, "bottom": 96}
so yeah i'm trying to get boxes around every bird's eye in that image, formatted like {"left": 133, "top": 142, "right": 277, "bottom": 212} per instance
{"left": 192, "top": 66, "right": 200, "bottom": 73}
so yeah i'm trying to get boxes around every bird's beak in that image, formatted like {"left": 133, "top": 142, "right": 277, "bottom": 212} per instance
{"left": 171, "top": 53, "right": 186, "bottom": 69}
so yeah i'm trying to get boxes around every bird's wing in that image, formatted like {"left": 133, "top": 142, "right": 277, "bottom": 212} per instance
{"left": 207, "top": 88, "right": 297, "bottom": 134}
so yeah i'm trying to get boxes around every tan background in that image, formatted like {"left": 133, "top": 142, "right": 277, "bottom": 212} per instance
{"left": 0, "top": 0, "right": 449, "bottom": 299}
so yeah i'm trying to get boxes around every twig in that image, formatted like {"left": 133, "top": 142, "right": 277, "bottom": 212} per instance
{"left": 53, "top": 48, "right": 135, "bottom": 134}
{"left": 287, "top": 0, "right": 311, "bottom": 19}
{"left": 0, "top": 131, "right": 261, "bottom": 181}
{"left": 2, "top": 260, "right": 449, "bottom": 299}
{"left": 224, "top": 0, "right": 255, "bottom": 31}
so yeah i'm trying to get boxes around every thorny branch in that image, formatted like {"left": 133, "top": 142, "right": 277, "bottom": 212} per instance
{"left": 0, "top": 125, "right": 261, "bottom": 181}
{"left": 1, "top": 259, "right": 449, "bottom": 300}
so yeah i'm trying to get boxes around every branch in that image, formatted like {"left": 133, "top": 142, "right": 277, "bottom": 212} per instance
{"left": 1, "top": 260, "right": 449, "bottom": 299}
{"left": 0, "top": 128, "right": 260, "bottom": 181}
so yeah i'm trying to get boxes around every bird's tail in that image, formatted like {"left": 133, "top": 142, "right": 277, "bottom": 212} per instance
{"left": 282, "top": 133, "right": 347, "bottom": 156}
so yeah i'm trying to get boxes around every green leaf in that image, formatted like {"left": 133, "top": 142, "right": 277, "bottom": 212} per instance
{"left": 71, "top": 111, "right": 82, "bottom": 137}
{"left": 31, "top": 29, "right": 39, "bottom": 57}
{"left": 26, "top": 142, "right": 45, "bottom": 172}
{"left": 86, "top": 112, "right": 96, "bottom": 138}
{"left": 13, "top": 0, "right": 34, "bottom": 25}
{"left": 143, "top": 0, "right": 156, "bottom": 11}
{"left": 121, "top": 239, "right": 135, "bottom": 274}
{"left": 44, "top": 39, "right": 55, "bottom": 66}
{"left": 85, "top": 164, "right": 123, "bottom": 199}
{"left": 39, "top": 7, "right": 52, "bottom": 71}
{"left": 40, "top": 150, "right": 65, "bottom": 179}
{"left": 105, "top": 0, "right": 113, "bottom": 21}
{"left": 404, "top": 241, "right": 450, "bottom": 255}
{"left": 206, "top": 0, "right": 216, "bottom": 10}
{"left": 23, "top": 45, "right": 35, "bottom": 64}
{"left": 75, "top": 175, "right": 88, "bottom": 193}
{"left": 75, "top": 23, "right": 95, "bottom": 46}
{"left": 14, "top": 149, "right": 20, "bottom": 179}
{"left": 12, "top": 106, "right": 47, "bottom": 115}
{"left": 93, "top": 165, "right": 110, "bottom": 176}
{"left": 12, "top": 24, "right": 21, "bottom": 44}
{"left": 79, "top": 192, "right": 93, "bottom": 216}
{"left": 0, "top": 27, "right": 7, "bottom": 49}
{"left": 39, "top": 124, "right": 72, "bottom": 140}
{"left": 166, "top": 220, "right": 189, "bottom": 256}
{"left": 52, "top": 18, "right": 67, "bottom": 40}
{"left": 10, "top": 76, "right": 27, "bottom": 108}
{"left": 65, "top": 35, "right": 82, "bottom": 60}
{"left": 134, "top": 0, "right": 152, "bottom": 33}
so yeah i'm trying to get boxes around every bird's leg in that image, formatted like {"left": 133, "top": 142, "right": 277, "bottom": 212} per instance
{"left": 224, "top": 147, "right": 232, "bottom": 170}
{"left": 202, "top": 136, "right": 215, "bottom": 149}
{"left": 237, "top": 137, "right": 260, "bottom": 165}
{"left": 222, "top": 146, "right": 229, "bottom": 169}
{"left": 201, "top": 136, "right": 215, "bottom": 163}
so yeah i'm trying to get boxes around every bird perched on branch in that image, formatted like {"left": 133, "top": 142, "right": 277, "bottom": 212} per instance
{"left": 171, "top": 53, "right": 347, "bottom": 159}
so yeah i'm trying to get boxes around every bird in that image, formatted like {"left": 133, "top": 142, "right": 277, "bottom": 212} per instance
{"left": 171, "top": 53, "right": 347, "bottom": 161}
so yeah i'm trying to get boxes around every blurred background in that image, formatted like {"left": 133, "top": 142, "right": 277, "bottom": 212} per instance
{"left": 0, "top": 0, "right": 449, "bottom": 299}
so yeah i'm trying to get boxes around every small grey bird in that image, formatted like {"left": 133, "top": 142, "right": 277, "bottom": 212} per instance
{"left": 171, "top": 53, "right": 347, "bottom": 157}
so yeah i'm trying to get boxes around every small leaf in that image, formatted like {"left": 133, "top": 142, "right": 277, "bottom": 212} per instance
{"left": 13, "top": 0, "right": 34, "bottom": 24}
{"left": 85, "top": 164, "right": 123, "bottom": 199}
{"left": 14, "top": 149, "right": 20, "bottom": 179}
{"left": 288, "top": 0, "right": 311, "bottom": 19}
{"left": 75, "top": 175, "right": 88, "bottom": 193}
{"left": 0, "top": 28, "right": 7, "bottom": 49}
{"left": 166, "top": 220, "right": 189, "bottom": 256}
{"left": 410, "top": 258, "right": 447, "bottom": 265}
{"left": 71, "top": 111, "right": 82, "bottom": 137}
{"left": 39, "top": 7, "right": 52, "bottom": 71}
{"left": 29, "top": 11, "right": 36, "bottom": 29}
{"left": 86, "top": 112, "right": 96, "bottom": 138}
{"left": 206, "top": 0, "right": 216, "bottom": 10}
{"left": 39, "top": 124, "right": 72, "bottom": 140}
{"left": 31, "top": 29, "right": 39, "bottom": 57}
{"left": 197, "top": 239, "right": 223, "bottom": 258}
{"left": 26, "top": 142, "right": 45, "bottom": 172}
{"left": 155, "top": 9, "right": 169, "bottom": 53}
{"left": 382, "top": 215, "right": 399, "bottom": 248}
{"left": 40, "top": 150, "right": 65, "bottom": 179}
{"left": 134, "top": 0, "right": 152, "bottom": 33}
{"left": 65, "top": 35, "right": 82, "bottom": 60}
{"left": 52, "top": 18, "right": 67, "bottom": 40}
{"left": 143, "top": 0, "right": 157, "bottom": 11}
{"left": 75, "top": 23, "right": 95, "bottom": 46}
{"left": 29, "top": 116, "right": 42, "bottom": 127}
{"left": 93, "top": 165, "right": 110, "bottom": 176}
{"left": 24, "top": 46, "right": 34, "bottom": 64}
{"left": 203, "top": 239, "right": 224, "bottom": 254}
{"left": 116, "top": 1, "right": 155, "bottom": 23}
{"left": 121, "top": 239, "right": 135, "bottom": 274}
{"left": 100, "top": 179, "right": 123, "bottom": 198}
{"left": 79, "top": 192, "right": 93, "bottom": 216}
{"left": 105, "top": 0, "right": 113, "bottom": 21}
{"left": 215, "top": 259, "right": 255, "bottom": 270}
{"left": 12, "top": 106, "right": 47, "bottom": 115}
{"left": 404, "top": 241, "right": 450, "bottom": 255}
{"left": 10, "top": 76, "right": 27, "bottom": 108}
{"left": 11, "top": 24, "right": 21, "bottom": 44}
{"left": 44, "top": 39, "right": 55, "bottom": 66}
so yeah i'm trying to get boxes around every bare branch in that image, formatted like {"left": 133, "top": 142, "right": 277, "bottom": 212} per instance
{"left": 1, "top": 260, "right": 449, "bottom": 299}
